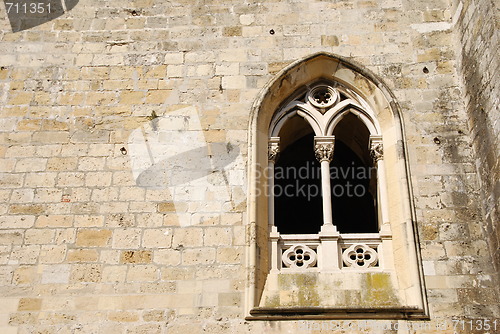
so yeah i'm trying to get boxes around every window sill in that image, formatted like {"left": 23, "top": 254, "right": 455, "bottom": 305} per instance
{"left": 246, "top": 306, "right": 429, "bottom": 321}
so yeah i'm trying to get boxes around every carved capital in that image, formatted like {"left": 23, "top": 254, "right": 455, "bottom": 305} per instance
{"left": 314, "top": 136, "right": 335, "bottom": 163}
{"left": 369, "top": 136, "right": 383, "bottom": 163}
{"left": 268, "top": 137, "right": 280, "bottom": 162}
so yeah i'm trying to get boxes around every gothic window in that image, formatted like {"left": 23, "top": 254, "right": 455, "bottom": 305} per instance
{"left": 246, "top": 53, "right": 428, "bottom": 320}
{"left": 271, "top": 95, "right": 379, "bottom": 236}
{"left": 266, "top": 82, "right": 389, "bottom": 274}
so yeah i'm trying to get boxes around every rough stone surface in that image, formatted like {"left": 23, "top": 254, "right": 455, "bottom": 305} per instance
{"left": 456, "top": 0, "right": 500, "bottom": 275}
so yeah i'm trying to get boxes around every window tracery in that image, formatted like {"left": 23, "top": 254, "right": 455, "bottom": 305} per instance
{"left": 246, "top": 53, "right": 428, "bottom": 319}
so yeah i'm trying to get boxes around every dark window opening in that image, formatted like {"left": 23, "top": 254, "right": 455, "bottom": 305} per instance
{"left": 332, "top": 113, "right": 378, "bottom": 233}
{"left": 274, "top": 133, "right": 323, "bottom": 234}
{"left": 330, "top": 140, "right": 378, "bottom": 233}
{"left": 273, "top": 112, "right": 378, "bottom": 235}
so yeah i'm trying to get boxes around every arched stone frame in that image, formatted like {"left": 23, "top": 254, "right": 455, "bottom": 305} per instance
{"left": 268, "top": 83, "right": 386, "bottom": 233}
{"left": 245, "top": 52, "right": 429, "bottom": 319}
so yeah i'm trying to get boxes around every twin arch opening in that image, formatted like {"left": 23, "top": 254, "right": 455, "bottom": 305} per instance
{"left": 268, "top": 81, "right": 383, "bottom": 235}
{"left": 274, "top": 113, "right": 378, "bottom": 234}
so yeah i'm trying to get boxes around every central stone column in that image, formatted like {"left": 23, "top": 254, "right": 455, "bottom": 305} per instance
{"left": 314, "top": 136, "right": 335, "bottom": 227}
{"left": 315, "top": 136, "right": 340, "bottom": 270}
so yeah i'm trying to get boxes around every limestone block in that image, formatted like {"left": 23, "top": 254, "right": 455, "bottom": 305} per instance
{"left": 9, "top": 204, "right": 45, "bottom": 215}
{"left": 13, "top": 266, "right": 36, "bottom": 285}
{"left": 221, "top": 76, "right": 246, "bottom": 89}
{"left": 181, "top": 248, "right": 216, "bottom": 266}
{"left": 172, "top": 228, "right": 203, "bottom": 248}
{"left": 70, "top": 264, "right": 102, "bottom": 283}
{"left": 0, "top": 174, "right": 23, "bottom": 188}
{"left": 41, "top": 264, "right": 70, "bottom": 284}
{"left": 78, "top": 157, "right": 106, "bottom": 171}
{"left": 142, "top": 310, "right": 169, "bottom": 322}
{"left": 39, "top": 244, "right": 67, "bottom": 264}
{"left": 35, "top": 215, "right": 73, "bottom": 228}
{"left": 76, "top": 229, "right": 112, "bottom": 247}
{"left": 112, "top": 229, "right": 142, "bottom": 249}
{"left": 118, "top": 187, "right": 146, "bottom": 201}
{"left": 55, "top": 228, "right": 76, "bottom": 245}
{"left": 74, "top": 215, "right": 104, "bottom": 228}
{"left": 126, "top": 265, "right": 158, "bottom": 282}
{"left": 56, "top": 172, "right": 85, "bottom": 187}
{"left": 24, "top": 229, "right": 55, "bottom": 245}
{"left": 102, "top": 266, "right": 127, "bottom": 283}
{"left": 100, "top": 250, "right": 121, "bottom": 264}
{"left": 203, "top": 228, "right": 232, "bottom": 247}
{"left": 17, "top": 298, "right": 42, "bottom": 311}
{"left": 14, "top": 158, "right": 47, "bottom": 172}
{"left": 215, "top": 63, "right": 239, "bottom": 76}
{"left": 108, "top": 311, "right": 139, "bottom": 322}
{"left": 153, "top": 249, "right": 181, "bottom": 266}
{"left": 216, "top": 247, "right": 243, "bottom": 264}
{"left": 0, "top": 216, "right": 35, "bottom": 229}
{"left": 218, "top": 292, "right": 240, "bottom": 306}
{"left": 142, "top": 229, "right": 172, "bottom": 248}
{"left": 67, "top": 249, "right": 99, "bottom": 263}
{"left": 120, "top": 250, "right": 152, "bottom": 264}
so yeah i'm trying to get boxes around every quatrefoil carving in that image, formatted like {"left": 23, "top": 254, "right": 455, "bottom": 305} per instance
{"left": 282, "top": 244, "right": 317, "bottom": 269}
{"left": 307, "top": 85, "right": 339, "bottom": 109}
{"left": 342, "top": 244, "right": 378, "bottom": 268}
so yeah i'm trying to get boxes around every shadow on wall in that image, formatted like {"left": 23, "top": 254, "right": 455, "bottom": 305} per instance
{"left": 127, "top": 106, "right": 246, "bottom": 227}
{"left": 4, "top": 0, "right": 79, "bottom": 32}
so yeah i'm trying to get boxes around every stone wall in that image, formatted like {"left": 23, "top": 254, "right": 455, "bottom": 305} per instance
{"left": 0, "top": 0, "right": 499, "bottom": 333}
{"left": 456, "top": 0, "right": 500, "bottom": 275}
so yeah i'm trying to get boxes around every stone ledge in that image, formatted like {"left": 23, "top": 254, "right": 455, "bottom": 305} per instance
{"left": 246, "top": 306, "right": 429, "bottom": 321}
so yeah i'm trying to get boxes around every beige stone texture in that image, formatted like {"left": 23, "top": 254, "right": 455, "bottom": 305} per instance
{"left": 67, "top": 249, "right": 99, "bottom": 263}
{"left": 75, "top": 229, "right": 112, "bottom": 247}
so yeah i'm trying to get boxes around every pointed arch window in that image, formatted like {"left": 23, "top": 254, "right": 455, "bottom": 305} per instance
{"left": 246, "top": 53, "right": 428, "bottom": 320}
{"left": 266, "top": 82, "right": 391, "bottom": 272}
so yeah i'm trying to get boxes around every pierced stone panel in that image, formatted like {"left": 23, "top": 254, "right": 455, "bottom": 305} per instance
{"left": 342, "top": 244, "right": 379, "bottom": 268}
{"left": 306, "top": 85, "right": 339, "bottom": 110}
{"left": 281, "top": 244, "right": 318, "bottom": 269}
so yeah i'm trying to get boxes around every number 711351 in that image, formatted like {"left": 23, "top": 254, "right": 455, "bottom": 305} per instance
{"left": 452, "top": 319, "right": 498, "bottom": 331}
{"left": 5, "top": 2, "right": 52, "bottom": 14}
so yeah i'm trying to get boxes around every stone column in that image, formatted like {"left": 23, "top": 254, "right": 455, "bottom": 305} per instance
{"left": 268, "top": 137, "right": 280, "bottom": 228}
{"left": 369, "top": 135, "right": 390, "bottom": 232}
{"left": 315, "top": 136, "right": 340, "bottom": 270}
{"left": 268, "top": 137, "right": 280, "bottom": 273}
{"left": 370, "top": 135, "right": 393, "bottom": 269}
{"left": 314, "top": 136, "right": 335, "bottom": 227}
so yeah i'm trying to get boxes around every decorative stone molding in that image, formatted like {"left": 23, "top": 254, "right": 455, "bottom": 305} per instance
{"left": 268, "top": 137, "right": 280, "bottom": 162}
{"left": 342, "top": 243, "right": 379, "bottom": 268}
{"left": 306, "top": 84, "right": 339, "bottom": 111}
{"left": 282, "top": 244, "right": 318, "bottom": 269}
{"left": 314, "top": 136, "right": 335, "bottom": 163}
{"left": 369, "top": 136, "right": 384, "bottom": 162}
{"left": 272, "top": 232, "right": 384, "bottom": 272}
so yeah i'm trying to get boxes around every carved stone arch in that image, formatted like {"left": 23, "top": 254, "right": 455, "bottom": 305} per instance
{"left": 325, "top": 105, "right": 380, "bottom": 136}
{"left": 269, "top": 103, "right": 322, "bottom": 137}
{"left": 245, "top": 52, "right": 428, "bottom": 320}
